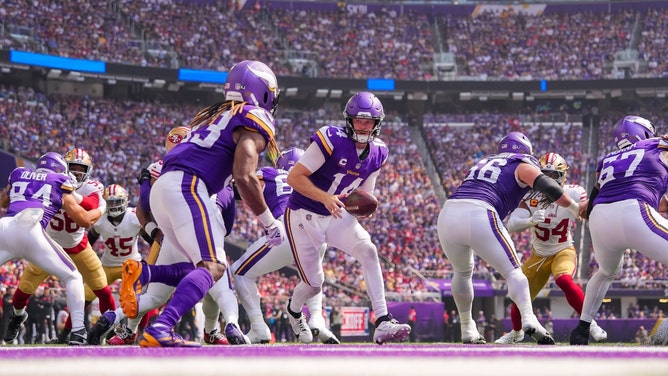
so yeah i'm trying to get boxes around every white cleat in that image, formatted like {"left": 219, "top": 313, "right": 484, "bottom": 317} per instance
{"left": 494, "top": 329, "right": 524, "bottom": 344}
{"left": 373, "top": 317, "right": 411, "bottom": 345}
{"left": 246, "top": 324, "right": 272, "bottom": 344}
{"left": 287, "top": 310, "right": 313, "bottom": 343}
{"left": 309, "top": 323, "right": 340, "bottom": 344}
{"left": 590, "top": 320, "right": 608, "bottom": 342}
{"left": 522, "top": 316, "right": 555, "bottom": 345}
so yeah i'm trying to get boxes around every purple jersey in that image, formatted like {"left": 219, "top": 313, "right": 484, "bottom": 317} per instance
{"left": 594, "top": 138, "right": 668, "bottom": 208}
{"left": 258, "top": 166, "right": 291, "bottom": 218}
{"left": 162, "top": 103, "right": 277, "bottom": 195}
{"left": 5, "top": 167, "right": 76, "bottom": 228}
{"left": 449, "top": 153, "right": 540, "bottom": 219}
{"left": 214, "top": 185, "right": 236, "bottom": 236}
{"left": 288, "top": 125, "right": 388, "bottom": 216}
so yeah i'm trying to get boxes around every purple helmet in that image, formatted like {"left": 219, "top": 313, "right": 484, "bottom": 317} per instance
{"left": 613, "top": 115, "right": 655, "bottom": 150}
{"left": 276, "top": 147, "right": 304, "bottom": 171}
{"left": 36, "top": 152, "right": 68, "bottom": 174}
{"left": 224, "top": 60, "right": 279, "bottom": 114}
{"left": 498, "top": 132, "right": 533, "bottom": 155}
{"left": 343, "top": 92, "right": 385, "bottom": 144}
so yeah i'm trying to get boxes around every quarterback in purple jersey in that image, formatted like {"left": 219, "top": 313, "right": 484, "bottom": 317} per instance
{"left": 231, "top": 148, "right": 340, "bottom": 344}
{"left": 284, "top": 92, "right": 411, "bottom": 345}
{"left": 570, "top": 116, "right": 668, "bottom": 345}
{"left": 437, "top": 132, "right": 586, "bottom": 345}
{"left": 119, "top": 60, "right": 283, "bottom": 348}
{"left": 0, "top": 152, "right": 102, "bottom": 345}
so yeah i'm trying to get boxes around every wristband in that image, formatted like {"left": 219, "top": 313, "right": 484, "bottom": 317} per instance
{"left": 257, "top": 208, "right": 275, "bottom": 227}
{"left": 144, "top": 222, "right": 158, "bottom": 238}
{"left": 567, "top": 200, "right": 580, "bottom": 217}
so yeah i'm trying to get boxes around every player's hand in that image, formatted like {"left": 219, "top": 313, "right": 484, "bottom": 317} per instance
{"left": 322, "top": 194, "right": 345, "bottom": 219}
{"left": 138, "top": 168, "right": 151, "bottom": 185}
{"left": 529, "top": 209, "right": 546, "bottom": 226}
{"left": 264, "top": 219, "right": 285, "bottom": 247}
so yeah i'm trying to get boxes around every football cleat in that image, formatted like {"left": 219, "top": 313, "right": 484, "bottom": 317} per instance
{"left": 224, "top": 323, "right": 249, "bottom": 345}
{"left": 523, "top": 317, "right": 555, "bottom": 345}
{"left": 309, "top": 323, "right": 340, "bottom": 344}
{"left": 373, "top": 316, "right": 411, "bottom": 345}
{"left": 3, "top": 312, "right": 28, "bottom": 343}
{"left": 286, "top": 301, "right": 313, "bottom": 343}
{"left": 570, "top": 323, "right": 591, "bottom": 345}
{"left": 120, "top": 260, "right": 145, "bottom": 319}
{"left": 139, "top": 325, "right": 201, "bottom": 348}
{"left": 107, "top": 325, "right": 137, "bottom": 345}
{"left": 590, "top": 320, "right": 608, "bottom": 342}
{"left": 68, "top": 328, "right": 88, "bottom": 346}
{"left": 246, "top": 324, "right": 272, "bottom": 344}
{"left": 88, "top": 310, "right": 117, "bottom": 345}
{"left": 494, "top": 330, "right": 524, "bottom": 344}
{"left": 203, "top": 329, "right": 229, "bottom": 345}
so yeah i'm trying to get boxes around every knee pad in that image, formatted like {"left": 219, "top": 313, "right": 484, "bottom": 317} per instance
{"left": 18, "top": 262, "right": 49, "bottom": 294}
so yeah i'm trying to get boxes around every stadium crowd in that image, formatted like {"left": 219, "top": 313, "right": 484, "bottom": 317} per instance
{"left": 2, "top": 1, "right": 668, "bottom": 79}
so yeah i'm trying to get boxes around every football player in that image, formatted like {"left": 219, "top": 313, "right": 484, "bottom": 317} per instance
{"left": 6, "top": 148, "right": 114, "bottom": 344}
{"left": 231, "top": 147, "right": 340, "bottom": 344}
{"left": 1, "top": 152, "right": 103, "bottom": 345}
{"left": 437, "top": 132, "right": 586, "bottom": 344}
{"left": 283, "top": 92, "right": 411, "bottom": 344}
{"left": 497, "top": 152, "right": 607, "bottom": 344}
{"left": 84, "top": 184, "right": 143, "bottom": 344}
{"left": 570, "top": 116, "right": 668, "bottom": 345}
{"left": 107, "top": 60, "right": 282, "bottom": 348}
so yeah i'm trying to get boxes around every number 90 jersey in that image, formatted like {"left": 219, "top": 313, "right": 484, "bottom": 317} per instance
{"left": 525, "top": 184, "right": 586, "bottom": 257}
{"left": 287, "top": 125, "right": 388, "bottom": 216}
{"left": 449, "top": 153, "right": 540, "bottom": 219}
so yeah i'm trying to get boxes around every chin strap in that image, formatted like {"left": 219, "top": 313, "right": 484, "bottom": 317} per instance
{"left": 359, "top": 144, "right": 370, "bottom": 160}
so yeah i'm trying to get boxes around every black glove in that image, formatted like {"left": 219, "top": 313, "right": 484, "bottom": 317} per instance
{"left": 138, "top": 168, "right": 151, "bottom": 185}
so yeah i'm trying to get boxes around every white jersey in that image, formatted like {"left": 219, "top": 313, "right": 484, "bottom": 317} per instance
{"left": 524, "top": 184, "right": 586, "bottom": 257}
{"left": 47, "top": 179, "right": 104, "bottom": 250}
{"left": 92, "top": 207, "right": 143, "bottom": 267}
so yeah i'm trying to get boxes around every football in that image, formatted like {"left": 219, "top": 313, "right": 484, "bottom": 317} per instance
{"left": 344, "top": 189, "right": 378, "bottom": 217}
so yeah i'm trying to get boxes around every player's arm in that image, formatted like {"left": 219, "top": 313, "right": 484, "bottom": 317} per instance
{"left": 0, "top": 184, "right": 9, "bottom": 209}
{"left": 659, "top": 194, "right": 668, "bottom": 213}
{"left": 62, "top": 193, "right": 103, "bottom": 228}
{"left": 88, "top": 227, "right": 101, "bottom": 245}
{"left": 506, "top": 201, "right": 545, "bottom": 233}
{"left": 516, "top": 162, "right": 585, "bottom": 218}
{"left": 287, "top": 143, "right": 345, "bottom": 218}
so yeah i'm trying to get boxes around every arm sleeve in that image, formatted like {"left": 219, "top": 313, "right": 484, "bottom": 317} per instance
{"left": 79, "top": 192, "right": 100, "bottom": 210}
{"left": 358, "top": 169, "right": 380, "bottom": 194}
{"left": 532, "top": 174, "right": 565, "bottom": 202}
{"left": 139, "top": 179, "right": 152, "bottom": 213}
{"left": 298, "top": 143, "right": 326, "bottom": 173}
{"left": 505, "top": 207, "right": 533, "bottom": 233}
{"left": 586, "top": 186, "right": 599, "bottom": 218}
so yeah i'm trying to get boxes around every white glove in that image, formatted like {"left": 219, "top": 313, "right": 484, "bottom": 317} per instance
{"left": 264, "top": 219, "right": 285, "bottom": 247}
{"left": 529, "top": 209, "right": 546, "bottom": 226}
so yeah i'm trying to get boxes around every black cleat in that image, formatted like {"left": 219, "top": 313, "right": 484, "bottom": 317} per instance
{"left": 3, "top": 312, "right": 28, "bottom": 343}
{"left": 69, "top": 328, "right": 88, "bottom": 346}
{"left": 570, "top": 324, "right": 590, "bottom": 345}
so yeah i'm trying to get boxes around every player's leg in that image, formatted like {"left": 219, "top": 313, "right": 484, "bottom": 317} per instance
{"left": 437, "top": 202, "right": 484, "bottom": 344}
{"left": 284, "top": 208, "right": 325, "bottom": 343}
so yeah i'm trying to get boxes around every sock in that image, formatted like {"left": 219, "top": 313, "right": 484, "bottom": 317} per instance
{"left": 12, "top": 288, "right": 32, "bottom": 311}
{"left": 510, "top": 304, "right": 522, "bottom": 331}
{"left": 147, "top": 262, "right": 195, "bottom": 286}
{"left": 555, "top": 274, "right": 584, "bottom": 314}
{"left": 93, "top": 286, "right": 116, "bottom": 312}
{"left": 154, "top": 268, "right": 214, "bottom": 329}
